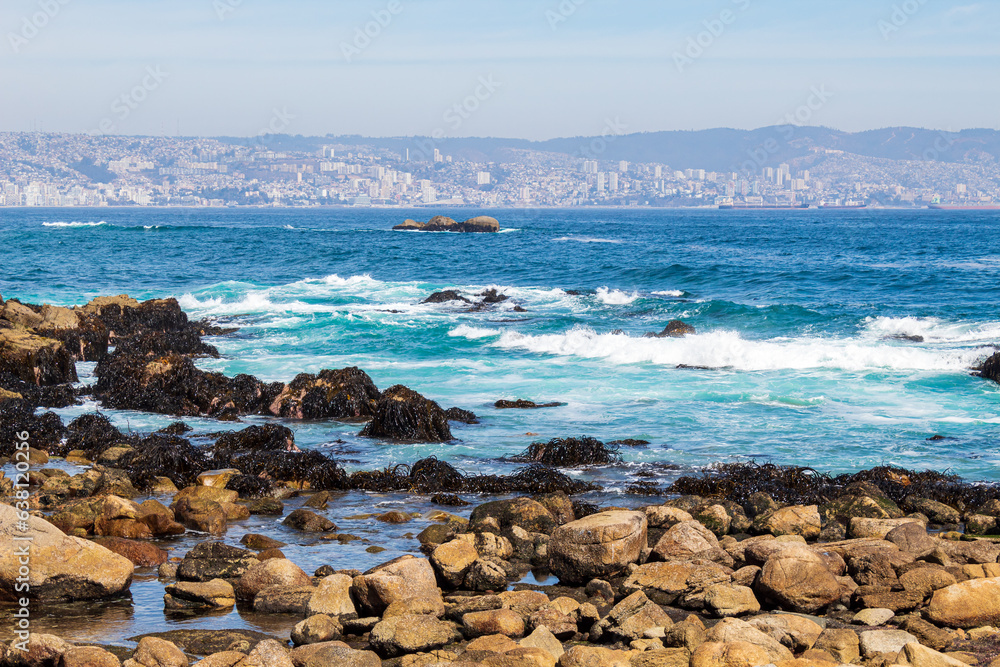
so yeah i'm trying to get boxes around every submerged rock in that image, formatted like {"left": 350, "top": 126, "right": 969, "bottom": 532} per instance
{"left": 359, "top": 385, "right": 452, "bottom": 442}
{"left": 423, "top": 291, "right": 470, "bottom": 304}
{"left": 494, "top": 399, "right": 563, "bottom": 409}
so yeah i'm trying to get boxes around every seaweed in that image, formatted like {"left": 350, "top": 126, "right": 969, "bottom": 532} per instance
{"left": 431, "top": 494, "right": 471, "bottom": 507}
{"left": 0, "top": 398, "right": 65, "bottom": 455}
{"left": 225, "top": 474, "right": 276, "bottom": 499}
{"left": 468, "top": 464, "right": 599, "bottom": 495}
{"left": 213, "top": 424, "right": 296, "bottom": 466}
{"left": 359, "top": 385, "right": 452, "bottom": 442}
{"left": 119, "top": 434, "right": 212, "bottom": 490}
{"left": 232, "top": 449, "right": 349, "bottom": 491}
{"left": 626, "top": 481, "right": 664, "bottom": 495}
{"left": 507, "top": 437, "right": 623, "bottom": 467}
{"left": 410, "top": 457, "right": 466, "bottom": 492}
{"left": 572, "top": 500, "right": 601, "bottom": 519}
{"left": 60, "top": 413, "right": 136, "bottom": 459}
{"left": 348, "top": 465, "right": 411, "bottom": 492}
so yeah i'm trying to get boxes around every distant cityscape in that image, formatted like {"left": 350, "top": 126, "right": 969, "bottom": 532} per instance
{"left": 1, "top": 131, "right": 998, "bottom": 209}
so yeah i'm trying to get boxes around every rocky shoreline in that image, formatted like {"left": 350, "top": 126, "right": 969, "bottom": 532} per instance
{"left": 2, "top": 294, "right": 1000, "bottom": 666}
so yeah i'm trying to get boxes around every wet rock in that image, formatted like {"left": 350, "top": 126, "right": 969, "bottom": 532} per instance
{"left": 444, "top": 406, "right": 479, "bottom": 423}
{"left": 369, "top": 614, "right": 460, "bottom": 657}
{"left": 548, "top": 510, "right": 647, "bottom": 584}
{"left": 351, "top": 556, "right": 443, "bottom": 617}
{"left": 234, "top": 558, "right": 312, "bottom": 602}
{"left": 253, "top": 584, "right": 316, "bottom": 614}
{"left": 423, "top": 291, "right": 470, "bottom": 304}
{"left": 283, "top": 509, "right": 337, "bottom": 533}
{"left": 94, "top": 537, "right": 169, "bottom": 567}
{"left": 240, "top": 534, "right": 286, "bottom": 550}
{"left": 177, "top": 542, "right": 259, "bottom": 582}
{"left": 465, "top": 558, "right": 509, "bottom": 591}
{"left": 359, "top": 385, "right": 452, "bottom": 442}
{"left": 0, "top": 504, "right": 133, "bottom": 602}
{"left": 646, "top": 320, "right": 696, "bottom": 338}
{"left": 494, "top": 399, "right": 563, "bottom": 409}
{"left": 172, "top": 497, "right": 227, "bottom": 535}
{"left": 3, "top": 633, "right": 71, "bottom": 667}
{"left": 977, "top": 351, "right": 1000, "bottom": 384}
{"left": 267, "top": 368, "right": 380, "bottom": 421}
{"left": 129, "top": 630, "right": 274, "bottom": 658}
{"left": 164, "top": 579, "right": 236, "bottom": 610}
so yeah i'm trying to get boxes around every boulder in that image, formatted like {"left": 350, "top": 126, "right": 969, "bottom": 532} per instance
{"left": 978, "top": 351, "right": 1000, "bottom": 384}
{"left": 5, "top": 634, "right": 71, "bottom": 667}
{"left": 234, "top": 558, "right": 311, "bottom": 601}
{"left": 461, "top": 216, "right": 501, "bottom": 233}
{"left": 901, "top": 642, "right": 969, "bottom": 667}
{"left": 622, "top": 560, "right": 731, "bottom": 607}
{"left": 292, "top": 615, "right": 342, "bottom": 646}
{"left": 899, "top": 566, "right": 956, "bottom": 597}
{"left": 746, "top": 614, "right": 824, "bottom": 653}
{"left": 242, "top": 639, "right": 293, "bottom": 667}
{"left": 703, "top": 584, "right": 760, "bottom": 617}
{"left": 463, "top": 609, "right": 526, "bottom": 638}
{"left": 93, "top": 537, "right": 169, "bottom": 567}
{"left": 350, "top": 556, "right": 443, "bottom": 616}
{"left": 283, "top": 509, "right": 336, "bottom": 533}
{"left": 858, "top": 629, "right": 919, "bottom": 658}
{"left": 548, "top": 511, "right": 647, "bottom": 584}
{"left": 705, "top": 618, "right": 793, "bottom": 663}
{"left": 652, "top": 520, "right": 732, "bottom": 566}
{"left": 172, "top": 498, "right": 226, "bottom": 535}
{"left": 849, "top": 517, "right": 924, "bottom": 539}
{"left": 176, "top": 542, "right": 258, "bottom": 582}
{"left": 300, "top": 645, "right": 380, "bottom": 667}
{"left": 885, "top": 522, "right": 937, "bottom": 554}
{"left": 754, "top": 550, "right": 841, "bottom": 613}
{"left": 267, "top": 367, "right": 380, "bottom": 421}
{"left": 590, "top": 591, "right": 674, "bottom": 643}
{"left": 358, "top": 385, "right": 452, "bottom": 442}
{"left": 0, "top": 326, "right": 78, "bottom": 385}
{"left": 253, "top": 584, "right": 315, "bottom": 614}
{"left": 129, "top": 637, "right": 188, "bottom": 667}
{"left": 647, "top": 320, "right": 696, "bottom": 338}
{"left": 164, "top": 579, "right": 236, "bottom": 610}
{"left": 369, "top": 614, "right": 460, "bottom": 657}
{"left": 61, "top": 646, "right": 123, "bottom": 667}
{"left": 0, "top": 505, "right": 133, "bottom": 602}
{"left": 752, "top": 505, "right": 821, "bottom": 540}
{"left": 690, "top": 641, "right": 771, "bottom": 667}
{"left": 465, "top": 558, "right": 508, "bottom": 591}
{"left": 926, "top": 577, "right": 1000, "bottom": 628}
{"left": 431, "top": 539, "right": 479, "bottom": 588}
{"left": 307, "top": 574, "right": 356, "bottom": 617}
{"left": 559, "top": 646, "right": 630, "bottom": 667}
{"left": 469, "top": 498, "right": 558, "bottom": 535}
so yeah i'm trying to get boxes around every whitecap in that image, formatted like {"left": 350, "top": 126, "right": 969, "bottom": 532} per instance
{"left": 863, "top": 316, "right": 1000, "bottom": 344}
{"left": 42, "top": 221, "right": 107, "bottom": 228}
{"left": 553, "top": 236, "right": 622, "bottom": 244}
{"left": 449, "top": 325, "right": 502, "bottom": 339}
{"left": 595, "top": 287, "right": 639, "bottom": 306}
{"left": 653, "top": 290, "right": 685, "bottom": 297}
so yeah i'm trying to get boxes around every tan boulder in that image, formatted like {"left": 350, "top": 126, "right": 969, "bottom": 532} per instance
{"left": 61, "top": 646, "right": 123, "bottom": 667}
{"left": 645, "top": 506, "right": 694, "bottom": 529}
{"left": 307, "top": 574, "right": 356, "bottom": 616}
{"left": 369, "top": 614, "right": 460, "bottom": 657}
{"left": 558, "top": 645, "right": 631, "bottom": 667}
{"left": 752, "top": 505, "right": 821, "bottom": 540}
{"left": 849, "top": 517, "right": 924, "bottom": 539}
{"left": 482, "top": 647, "right": 554, "bottom": 666}
{"left": 652, "top": 520, "right": 732, "bottom": 566}
{"left": 463, "top": 609, "right": 526, "bottom": 638}
{"left": 705, "top": 618, "right": 793, "bottom": 663}
{"left": 746, "top": 614, "right": 824, "bottom": 653}
{"left": 690, "top": 641, "right": 772, "bottom": 667}
{"left": 431, "top": 539, "right": 479, "bottom": 588}
{"left": 548, "top": 511, "right": 647, "bottom": 584}
{"left": 812, "top": 628, "right": 860, "bottom": 664}
{"left": 190, "top": 652, "right": 248, "bottom": 667}
{"left": 622, "top": 560, "right": 731, "bottom": 607}
{"left": 703, "top": 584, "right": 760, "bottom": 617}
{"left": 234, "top": 558, "right": 311, "bottom": 601}
{"left": 243, "top": 639, "right": 293, "bottom": 667}
{"left": 7, "top": 634, "right": 71, "bottom": 666}
{"left": 0, "top": 505, "right": 133, "bottom": 602}
{"left": 901, "top": 641, "right": 969, "bottom": 667}
{"left": 754, "top": 550, "right": 841, "bottom": 613}
{"left": 591, "top": 590, "right": 673, "bottom": 643}
{"left": 129, "top": 637, "right": 188, "bottom": 667}
{"left": 520, "top": 626, "right": 564, "bottom": 661}
{"left": 926, "top": 577, "right": 1000, "bottom": 628}
{"left": 351, "top": 556, "right": 443, "bottom": 616}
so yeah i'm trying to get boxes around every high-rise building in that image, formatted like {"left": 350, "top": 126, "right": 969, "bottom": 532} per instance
{"left": 619, "top": 161, "right": 629, "bottom": 173}
{"left": 477, "top": 172, "right": 491, "bottom": 185}
{"left": 609, "top": 172, "right": 619, "bottom": 193}
{"left": 597, "top": 172, "right": 606, "bottom": 193}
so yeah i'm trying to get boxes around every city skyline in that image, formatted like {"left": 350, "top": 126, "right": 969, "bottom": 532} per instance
{"left": 2, "top": 0, "right": 999, "bottom": 139}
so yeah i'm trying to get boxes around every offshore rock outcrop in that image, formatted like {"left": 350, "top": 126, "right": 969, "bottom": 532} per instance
{"left": 977, "top": 351, "right": 1000, "bottom": 384}
{"left": 267, "top": 367, "right": 381, "bottom": 421}
{"left": 394, "top": 215, "right": 500, "bottom": 233}
{"left": 359, "top": 385, "right": 453, "bottom": 442}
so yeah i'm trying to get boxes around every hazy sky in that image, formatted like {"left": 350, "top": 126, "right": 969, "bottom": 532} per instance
{"left": 1, "top": 0, "right": 997, "bottom": 139}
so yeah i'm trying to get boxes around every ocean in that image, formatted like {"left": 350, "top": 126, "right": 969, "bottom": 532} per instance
{"left": 3, "top": 206, "right": 1000, "bottom": 642}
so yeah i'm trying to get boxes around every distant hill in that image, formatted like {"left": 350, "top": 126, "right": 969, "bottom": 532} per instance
{"left": 219, "top": 127, "right": 1000, "bottom": 172}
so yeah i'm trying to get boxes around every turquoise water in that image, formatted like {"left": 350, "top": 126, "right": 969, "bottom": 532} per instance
{"left": 1, "top": 207, "right": 999, "bottom": 486}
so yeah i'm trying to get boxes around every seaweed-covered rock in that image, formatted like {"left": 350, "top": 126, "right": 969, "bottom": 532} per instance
{"left": 977, "top": 351, "right": 1000, "bottom": 384}
{"left": 645, "top": 320, "right": 697, "bottom": 338}
{"left": 359, "top": 385, "right": 452, "bottom": 442}
{"left": 0, "top": 398, "right": 65, "bottom": 455}
{"left": 120, "top": 434, "right": 212, "bottom": 491}
{"left": 268, "top": 367, "right": 380, "bottom": 421}
{"left": 410, "top": 457, "right": 466, "bottom": 492}
{"left": 423, "top": 291, "right": 470, "bottom": 304}
{"left": 495, "top": 399, "right": 563, "bottom": 409}
{"left": 509, "top": 437, "right": 622, "bottom": 467}
{"left": 444, "top": 407, "right": 479, "bottom": 423}
{"left": 469, "top": 497, "right": 558, "bottom": 535}
{"left": 215, "top": 424, "right": 296, "bottom": 458}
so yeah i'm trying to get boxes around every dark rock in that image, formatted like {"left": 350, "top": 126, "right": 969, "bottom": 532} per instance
{"left": 423, "top": 291, "right": 470, "bottom": 304}
{"left": 284, "top": 509, "right": 337, "bottom": 533}
{"left": 128, "top": 629, "right": 275, "bottom": 656}
{"left": 494, "top": 399, "right": 564, "bottom": 409}
{"left": 176, "top": 542, "right": 259, "bottom": 582}
{"left": 508, "top": 437, "right": 622, "bottom": 467}
{"left": 478, "top": 289, "right": 509, "bottom": 304}
{"left": 469, "top": 497, "right": 558, "bottom": 535}
{"left": 0, "top": 398, "right": 65, "bottom": 456}
{"left": 445, "top": 407, "right": 479, "bottom": 424}
{"left": 359, "top": 385, "right": 452, "bottom": 442}
{"left": 267, "top": 367, "right": 380, "bottom": 421}
{"left": 395, "top": 215, "right": 500, "bottom": 233}
{"left": 0, "top": 325, "right": 78, "bottom": 386}
{"left": 93, "top": 537, "right": 169, "bottom": 567}
{"left": 645, "top": 320, "right": 697, "bottom": 338}
{"left": 431, "top": 494, "right": 471, "bottom": 507}
{"left": 245, "top": 498, "right": 284, "bottom": 515}
{"left": 240, "top": 534, "right": 287, "bottom": 550}
{"left": 976, "top": 352, "right": 1000, "bottom": 383}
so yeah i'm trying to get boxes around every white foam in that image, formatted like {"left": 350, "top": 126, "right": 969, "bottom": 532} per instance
{"left": 653, "top": 290, "right": 685, "bottom": 297}
{"left": 449, "top": 325, "right": 502, "bottom": 339}
{"left": 863, "top": 316, "right": 1000, "bottom": 344}
{"left": 489, "top": 327, "right": 988, "bottom": 372}
{"left": 553, "top": 236, "right": 622, "bottom": 244}
{"left": 42, "top": 221, "right": 107, "bottom": 228}
{"left": 595, "top": 287, "right": 639, "bottom": 306}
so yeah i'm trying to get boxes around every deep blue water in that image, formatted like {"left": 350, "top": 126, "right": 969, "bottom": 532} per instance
{"left": 2, "top": 207, "right": 1000, "bottom": 644}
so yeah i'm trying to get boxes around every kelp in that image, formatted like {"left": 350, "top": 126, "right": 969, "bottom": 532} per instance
{"left": 507, "top": 437, "right": 623, "bottom": 467}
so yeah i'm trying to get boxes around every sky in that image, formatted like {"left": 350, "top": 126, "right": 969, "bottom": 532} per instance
{"left": 0, "top": 0, "right": 998, "bottom": 140}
